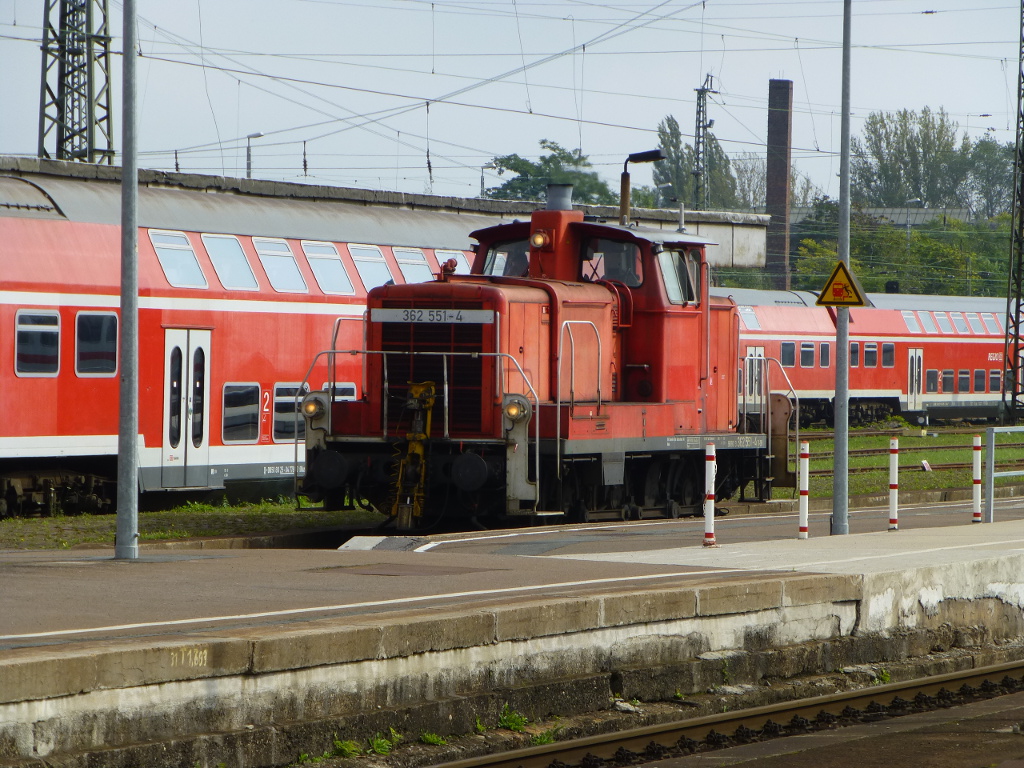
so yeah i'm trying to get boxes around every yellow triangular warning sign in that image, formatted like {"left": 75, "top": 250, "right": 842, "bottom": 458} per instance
{"left": 815, "top": 261, "right": 867, "bottom": 307}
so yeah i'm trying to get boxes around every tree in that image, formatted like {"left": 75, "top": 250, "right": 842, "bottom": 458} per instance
{"left": 732, "top": 152, "right": 821, "bottom": 211}
{"left": 851, "top": 107, "right": 971, "bottom": 208}
{"left": 652, "top": 115, "right": 737, "bottom": 210}
{"left": 969, "top": 135, "right": 1014, "bottom": 219}
{"left": 484, "top": 140, "right": 616, "bottom": 205}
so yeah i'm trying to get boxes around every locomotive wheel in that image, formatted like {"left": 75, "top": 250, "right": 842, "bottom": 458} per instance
{"left": 664, "top": 500, "right": 681, "bottom": 519}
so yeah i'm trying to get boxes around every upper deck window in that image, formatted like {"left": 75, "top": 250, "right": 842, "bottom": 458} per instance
{"left": 582, "top": 238, "right": 642, "bottom": 287}
{"left": 950, "top": 312, "right": 969, "bottom": 333}
{"left": 982, "top": 313, "right": 1002, "bottom": 334}
{"left": 966, "top": 312, "right": 986, "bottom": 334}
{"left": 483, "top": 239, "right": 530, "bottom": 277}
{"left": 435, "top": 250, "right": 472, "bottom": 274}
{"left": 901, "top": 310, "right": 921, "bottom": 333}
{"left": 150, "top": 230, "right": 207, "bottom": 288}
{"left": 202, "top": 234, "right": 258, "bottom": 290}
{"left": 349, "top": 244, "right": 395, "bottom": 290}
{"left": 393, "top": 248, "right": 435, "bottom": 284}
{"left": 935, "top": 312, "right": 954, "bottom": 334}
{"left": 737, "top": 306, "right": 760, "bottom": 330}
{"left": 657, "top": 250, "right": 699, "bottom": 304}
{"left": 918, "top": 312, "right": 938, "bottom": 333}
{"left": 253, "top": 238, "right": 307, "bottom": 293}
{"left": 302, "top": 242, "right": 355, "bottom": 295}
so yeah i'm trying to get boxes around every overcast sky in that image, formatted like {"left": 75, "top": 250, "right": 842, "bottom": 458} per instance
{"left": 0, "top": 0, "right": 1016, "bottom": 203}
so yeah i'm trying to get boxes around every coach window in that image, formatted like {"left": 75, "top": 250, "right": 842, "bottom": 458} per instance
{"left": 191, "top": 348, "right": 206, "bottom": 448}
{"left": 982, "top": 313, "right": 1002, "bottom": 334}
{"left": 935, "top": 312, "right": 954, "bottom": 334}
{"left": 901, "top": 311, "right": 921, "bottom": 333}
{"left": 820, "top": 342, "right": 831, "bottom": 368}
{"left": 942, "top": 370, "right": 954, "bottom": 393}
{"left": 850, "top": 342, "right": 859, "bottom": 367}
{"left": 168, "top": 348, "right": 182, "bottom": 449}
{"left": 582, "top": 238, "right": 642, "bottom": 287}
{"left": 149, "top": 230, "right": 207, "bottom": 288}
{"left": 864, "top": 342, "right": 878, "bottom": 368}
{"left": 991, "top": 370, "right": 1002, "bottom": 392}
{"left": 881, "top": 343, "right": 895, "bottom": 368}
{"left": 302, "top": 242, "right": 355, "bottom": 295}
{"left": 966, "top": 313, "right": 986, "bottom": 334}
{"left": 15, "top": 310, "right": 60, "bottom": 376}
{"left": 349, "top": 244, "right": 395, "bottom": 291}
{"left": 974, "top": 369, "right": 986, "bottom": 393}
{"left": 918, "top": 312, "right": 938, "bottom": 334}
{"left": 320, "top": 382, "right": 358, "bottom": 401}
{"left": 393, "top": 248, "right": 435, "bottom": 284}
{"left": 958, "top": 369, "right": 971, "bottom": 393}
{"left": 950, "top": 312, "right": 970, "bottom": 334}
{"left": 202, "top": 234, "right": 258, "bottom": 290}
{"left": 780, "top": 341, "right": 796, "bottom": 367}
{"left": 435, "top": 249, "right": 472, "bottom": 275}
{"left": 254, "top": 238, "right": 307, "bottom": 293}
{"left": 800, "top": 342, "right": 815, "bottom": 367}
{"left": 75, "top": 312, "right": 117, "bottom": 376}
{"left": 926, "top": 369, "right": 938, "bottom": 393}
{"left": 273, "top": 383, "right": 310, "bottom": 442}
{"left": 223, "top": 384, "right": 260, "bottom": 444}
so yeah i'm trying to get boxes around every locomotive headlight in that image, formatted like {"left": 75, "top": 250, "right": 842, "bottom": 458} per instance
{"left": 301, "top": 392, "right": 328, "bottom": 420}
{"left": 529, "top": 230, "right": 552, "bottom": 250}
{"left": 503, "top": 395, "right": 531, "bottom": 423}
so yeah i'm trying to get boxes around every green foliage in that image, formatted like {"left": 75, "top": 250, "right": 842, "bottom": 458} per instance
{"left": 498, "top": 703, "right": 529, "bottom": 732}
{"left": 331, "top": 737, "right": 361, "bottom": 758}
{"left": 474, "top": 716, "right": 487, "bottom": 733}
{"left": 367, "top": 733, "right": 393, "bottom": 755}
{"left": 877, "top": 668, "right": 892, "bottom": 684}
{"left": 653, "top": 115, "right": 737, "bottom": 210}
{"left": 419, "top": 732, "right": 447, "bottom": 746}
{"left": 485, "top": 140, "right": 616, "bottom": 204}
{"left": 530, "top": 727, "right": 560, "bottom": 745}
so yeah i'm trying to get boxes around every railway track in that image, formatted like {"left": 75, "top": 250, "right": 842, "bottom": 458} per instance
{"left": 813, "top": 441, "right": 1024, "bottom": 461}
{"left": 436, "top": 660, "right": 1024, "bottom": 768}
{"left": 802, "top": 426, "right": 993, "bottom": 442}
{"left": 809, "top": 459, "right": 1024, "bottom": 477}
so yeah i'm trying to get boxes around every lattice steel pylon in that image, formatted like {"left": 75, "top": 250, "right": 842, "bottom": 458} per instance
{"left": 692, "top": 74, "right": 716, "bottom": 212}
{"left": 1003, "top": 0, "right": 1024, "bottom": 422}
{"left": 37, "top": 0, "right": 114, "bottom": 164}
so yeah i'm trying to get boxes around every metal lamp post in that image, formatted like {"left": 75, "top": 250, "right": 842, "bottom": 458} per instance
{"left": 246, "top": 132, "right": 264, "bottom": 179}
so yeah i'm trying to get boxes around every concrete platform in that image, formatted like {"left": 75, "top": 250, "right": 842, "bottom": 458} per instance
{"left": 3, "top": 519, "right": 1024, "bottom": 767}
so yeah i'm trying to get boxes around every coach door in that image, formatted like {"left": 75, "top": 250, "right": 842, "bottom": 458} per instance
{"left": 907, "top": 348, "right": 923, "bottom": 412}
{"left": 162, "top": 329, "right": 212, "bottom": 488}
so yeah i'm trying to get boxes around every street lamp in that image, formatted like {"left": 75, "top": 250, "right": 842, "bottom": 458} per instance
{"left": 246, "top": 132, "right": 264, "bottom": 179}
{"left": 619, "top": 148, "right": 665, "bottom": 225}
{"left": 904, "top": 197, "right": 922, "bottom": 253}
{"left": 480, "top": 163, "right": 495, "bottom": 198}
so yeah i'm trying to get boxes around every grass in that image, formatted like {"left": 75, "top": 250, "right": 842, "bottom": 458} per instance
{"left": 0, "top": 498, "right": 384, "bottom": 550}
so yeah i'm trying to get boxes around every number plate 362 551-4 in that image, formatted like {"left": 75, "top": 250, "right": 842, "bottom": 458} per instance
{"left": 371, "top": 308, "right": 495, "bottom": 324}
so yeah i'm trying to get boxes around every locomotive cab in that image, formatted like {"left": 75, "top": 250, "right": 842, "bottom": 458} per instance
{"left": 299, "top": 189, "right": 768, "bottom": 530}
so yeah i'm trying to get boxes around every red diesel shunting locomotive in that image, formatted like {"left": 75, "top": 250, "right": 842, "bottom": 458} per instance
{"left": 299, "top": 185, "right": 775, "bottom": 530}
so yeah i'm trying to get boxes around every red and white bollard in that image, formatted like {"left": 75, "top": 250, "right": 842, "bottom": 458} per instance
{"left": 703, "top": 442, "right": 718, "bottom": 547}
{"left": 972, "top": 435, "right": 983, "bottom": 523}
{"left": 798, "top": 440, "right": 809, "bottom": 539}
{"left": 888, "top": 437, "right": 899, "bottom": 530}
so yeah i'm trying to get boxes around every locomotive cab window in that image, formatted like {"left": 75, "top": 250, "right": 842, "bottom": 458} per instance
{"left": 350, "top": 244, "right": 396, "bottom": 290}
{"left": 393, "top": 248, "right": 435, "bottom": 284}
{"left": 435, "top": 249, "right": 472, "bottom": 275}
{"left": 926, "top": 369, "right": 938, "bottom": 393}
{"left": 15, "top": 310, "right": 60, "bottom": 376}
{"left": 223, "top": 384, "right": 260, "bottom": 444}
{"left": 75, "top": 312, "right": 117, "bottom": 376}
{"left": 202, "top": 234, "right": 258, "bottom": 290}
{"left": 149, "top": 230, "right": 208, "bottom": 288}
{"left": 483, "top": 239, "right": 530, "bottom": 277}
{"left": 657, "top": 249, "right": 700, "bottom": 304}
{"left": 302, "top": 242, "right": 355, "bottom": 295}
{"left": 781, "top": 341, "right": 796, "bottom": 367}
{"left": 254, "top": 238, "right": 307, "bottom": 293}
{"left": 273, "top": 383, "right": 310, "bottom": 442}
{"left": 581, "top": 238, "right": 642, "bottom": 287}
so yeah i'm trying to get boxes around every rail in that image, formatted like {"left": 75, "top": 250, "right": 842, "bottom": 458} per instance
{"left": 984, "top": 425, "right": 1024, "bottom": 523}
{"left": 293, "top": 348, "right": 542, "bottom": 510}
{"left": 555, "top": 321, "right": 603, "bottom": 479}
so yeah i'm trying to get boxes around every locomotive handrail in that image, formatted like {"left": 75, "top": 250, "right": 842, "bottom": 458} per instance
{"left": 294, "top": 348, "right": 542, "bottom": 511}
{"left": 741, "top": 354, "right": 801, "bottom": 475}
{"left": 555, "top": 321, "right": 603, "bottom": 480}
